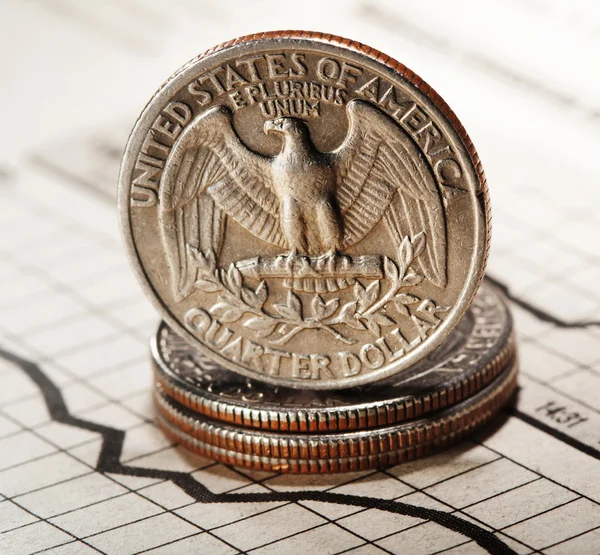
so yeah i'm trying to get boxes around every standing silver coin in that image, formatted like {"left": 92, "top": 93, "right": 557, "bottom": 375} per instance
{"left": 119, "top": 31, "right": 491, "bottom": 388}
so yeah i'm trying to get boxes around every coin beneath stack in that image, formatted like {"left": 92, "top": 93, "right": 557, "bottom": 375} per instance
{"left": 152, "top": 280, "right": 513, "bottom": 432}
{"left": 155, "top": 357, "right": 517, "bottom": 473}
{"left": 119, "top": 31, "right": 490, "bottom": 389}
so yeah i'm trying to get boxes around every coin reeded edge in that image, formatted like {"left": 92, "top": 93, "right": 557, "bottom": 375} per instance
{"left": 155, "top": 360, "right": 517, "bottom": 472}
{"left": 119, "top": 30, "right": 492, "bottom": 389}
{"left": 154, "top": 358, "right": 518, "bottom": 461}
{"left": 153, "top": 330, "right": 515, "bottom": 432}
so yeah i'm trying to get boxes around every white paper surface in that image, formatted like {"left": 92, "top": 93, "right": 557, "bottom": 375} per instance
{"left": 1, "top": 1, "right": 599, "bottom": 553}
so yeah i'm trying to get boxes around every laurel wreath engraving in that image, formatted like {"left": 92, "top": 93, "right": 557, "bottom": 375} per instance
{"left": 189, "top": 233, "right": 426, "bottom": 346}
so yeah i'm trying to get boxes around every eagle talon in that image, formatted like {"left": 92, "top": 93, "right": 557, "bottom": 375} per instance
{"left": 276, "top": 249, "right": 296, "bottom": 262}
{"left": 318, "top": 250, "right": 337, "bottom": 273}
{"left": 283, "top": 250, "right": 298, "bottom": 272}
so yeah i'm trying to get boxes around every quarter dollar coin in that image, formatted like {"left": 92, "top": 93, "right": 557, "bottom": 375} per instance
{"left": 119, "top": 31, "right": 491, "bottom": 389}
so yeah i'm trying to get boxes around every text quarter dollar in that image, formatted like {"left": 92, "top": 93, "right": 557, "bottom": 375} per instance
{"left": 152, "top": 279, "right": 514, "bottom": 431}
{"left": 118, "top": 31, "right": 490, "bottom": 388}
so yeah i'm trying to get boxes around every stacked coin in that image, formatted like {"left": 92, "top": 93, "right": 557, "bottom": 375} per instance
{"left": 150, "top": 280, "right": 517, "bottom": 472}
{"left": 118, "top": 32, "right": 517, "bottom": 472}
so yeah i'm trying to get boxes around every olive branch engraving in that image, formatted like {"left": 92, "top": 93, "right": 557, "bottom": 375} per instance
{"left": 189, "top": 247, "right": 353, "bottom": 345}
{"left": 188, "top": 232, "right": 426, "bottom": 346}
{"left": 329, "top": 232, "right": 426, "bottom": 337}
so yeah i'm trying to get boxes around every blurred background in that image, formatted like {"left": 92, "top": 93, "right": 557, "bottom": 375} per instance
{"left": 1, "top": 3, "right": 600, "bottom": 554}
{"left": 2, "top": 0, "right": 599, "bottom": 313}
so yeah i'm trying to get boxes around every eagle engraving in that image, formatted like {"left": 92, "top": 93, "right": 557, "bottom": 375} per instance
{"left": 159, "top": 99, "right": 446, "bottom": 301}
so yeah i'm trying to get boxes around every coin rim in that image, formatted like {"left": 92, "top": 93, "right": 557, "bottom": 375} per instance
{"left": 155, "top": 359, "right": 517, "bottom": 471}
{"left": 154, "top": 335, "right": 514, "bottom": 432}
{"left": 151, "top": 282, "right": 514, "bottom": 431}
{"left": 156, "top": 411, "right": 494, "bottom": 473}
{"left": 118, "top": 30, "right": 491, "bottom": 389}
{"left": 154, "top": 357, "right": 518, "bottom": 460}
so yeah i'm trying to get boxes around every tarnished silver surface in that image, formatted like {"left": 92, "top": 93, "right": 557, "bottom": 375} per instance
{"left": 154, "top": 357, "right": 518, "bottom": 472}
{"left": 152, "top": 280, "right": 513, "bottom": 431}
{"left": 119, "top": 31, "right": 491, "bottom": 388}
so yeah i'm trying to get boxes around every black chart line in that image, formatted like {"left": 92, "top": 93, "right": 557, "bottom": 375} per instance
{"left": 0, "top": 345, "right": 516, "bottom": 555}
{"left": 486, "top": 276, "right": 600, "bottom": 329}
{"left": 5, "top": 274, "right": 600, "bottom": 554}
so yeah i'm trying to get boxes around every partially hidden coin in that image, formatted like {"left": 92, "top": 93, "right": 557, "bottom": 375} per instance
{"left": 152, "top": 280, "right": 513, "bottom": 432}
{"left": 120, "top": 30, "right": 491, "bottom": 389}
{"left": 154, "top": 357, "right": 518, "bottom": 472}
{"left": 156, "top": 413, "right": 492, "bottom": 473}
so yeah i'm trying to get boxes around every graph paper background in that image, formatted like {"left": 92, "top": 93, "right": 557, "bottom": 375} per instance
{"left": 1, "top": 1, "right": 599, "bottom": 553}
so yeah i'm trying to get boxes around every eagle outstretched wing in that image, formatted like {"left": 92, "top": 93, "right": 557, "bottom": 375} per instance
{"left": 159, "top": 105, "right": 284, "bottom": 301}
{"left": 334, "top": 100, "right": 447, "bottom": 288}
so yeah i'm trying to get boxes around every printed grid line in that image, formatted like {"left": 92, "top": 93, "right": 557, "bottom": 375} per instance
{"left": 2, "top": 1, "right": 600, "bottom": 549}
{"left": 1, "top": 164, "right": 600, "bottom": 554}
{"left": 0, "top": 396, "right": 240, "bottom": 554}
